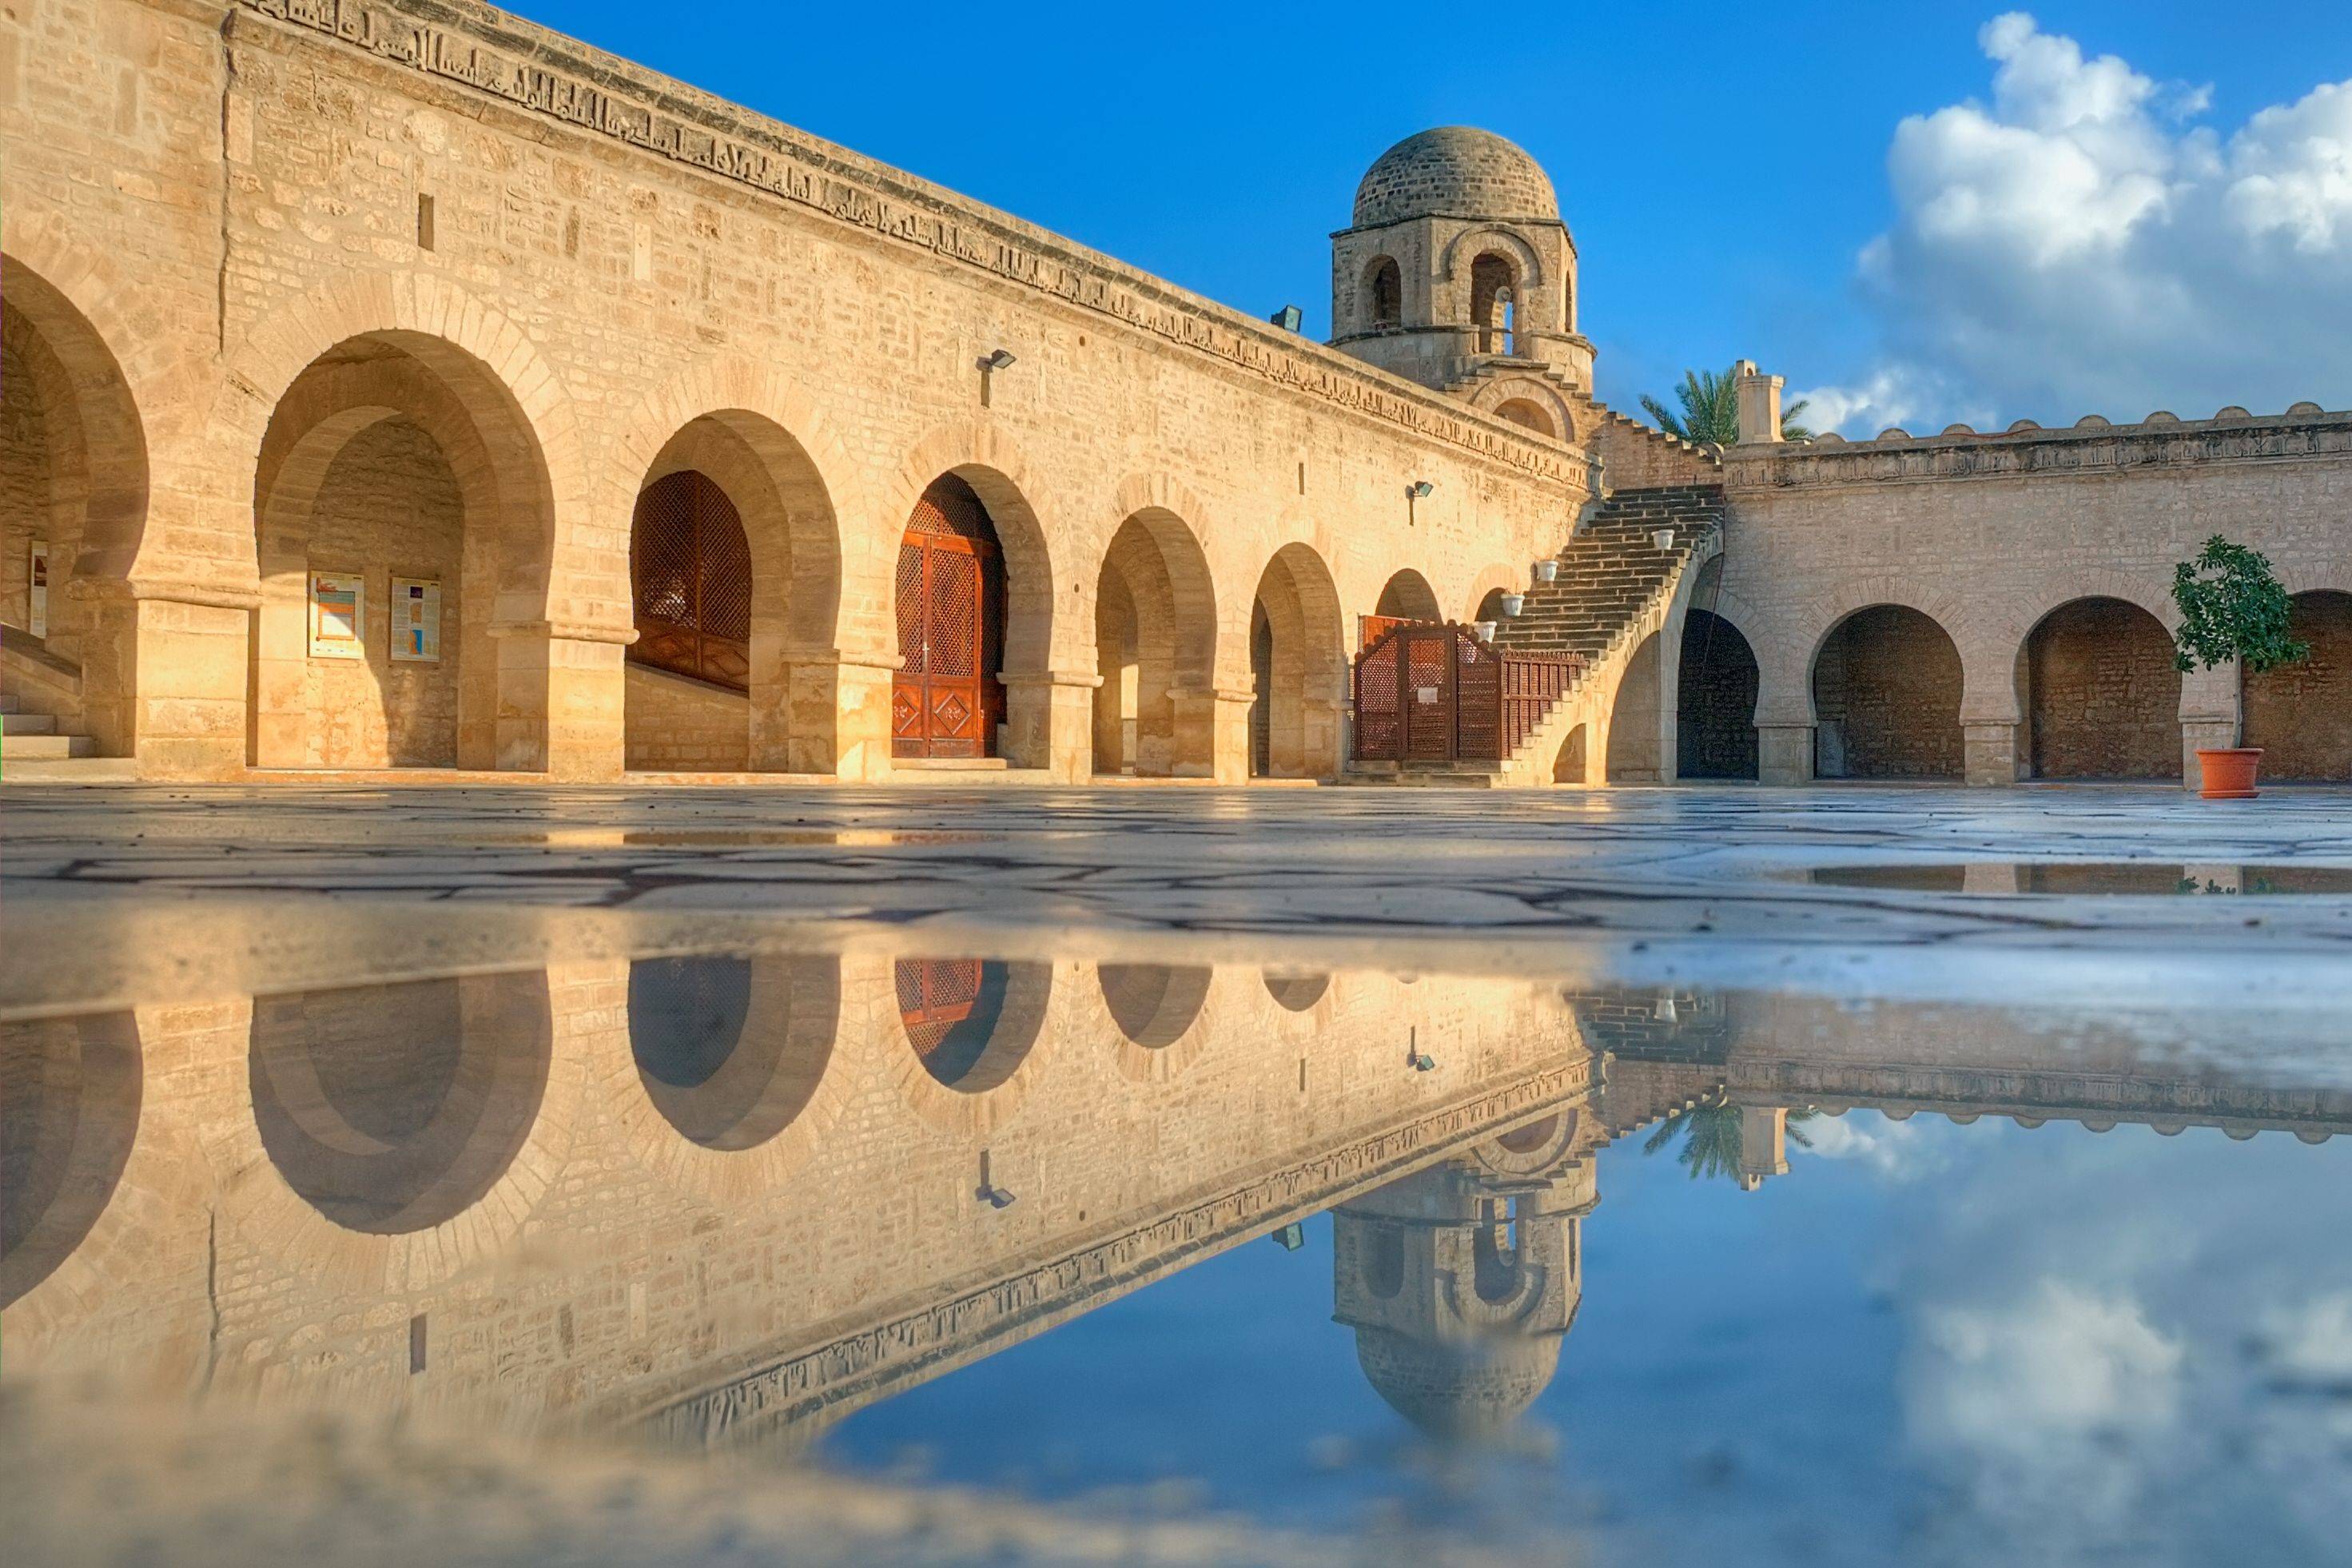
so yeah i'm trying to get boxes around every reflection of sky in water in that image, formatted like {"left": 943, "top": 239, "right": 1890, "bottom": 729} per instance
{"left": 823, "top": 1114, "right": 2352, "bottom": 1564}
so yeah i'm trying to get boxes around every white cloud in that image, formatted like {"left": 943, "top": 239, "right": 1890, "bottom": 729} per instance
{"left": 1912, "top": 1281, "right": 2183, "bottom": 1457}
{"left": 1795, "top": 1107, "right": 1946, "bottom": 1179}
{"left": 2258, "top": 1292, "right": 2352, "bottom": 1383}
{"left": 1806, "top": 13, "right": 2352, "bottom": 434}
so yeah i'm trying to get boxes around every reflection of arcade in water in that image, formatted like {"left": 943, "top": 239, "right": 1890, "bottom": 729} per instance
{"left": 7, "top": 957, "right": 2350, "bottom": 1451}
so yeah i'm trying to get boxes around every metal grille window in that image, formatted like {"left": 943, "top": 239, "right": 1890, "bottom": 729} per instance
{"left": 630, "top": 470, "right": 752, "bottom": 691}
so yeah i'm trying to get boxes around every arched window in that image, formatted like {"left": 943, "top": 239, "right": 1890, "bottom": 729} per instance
{"left": 631, "top": 469, "right": 752, "bottom": 690}
{"left": 1494, "top": 398, "right": 1554, "bottom": 437}
{"left": 1470, "top": 253, "right": 1518, "bottom": 356}
{"left": 1367, "top": 257, "right": 1402, "bottom": 330}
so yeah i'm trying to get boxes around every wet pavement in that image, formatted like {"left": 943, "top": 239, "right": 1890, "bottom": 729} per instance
{"left": 5, "top": 782, "right": 2352, "bottom": 1566}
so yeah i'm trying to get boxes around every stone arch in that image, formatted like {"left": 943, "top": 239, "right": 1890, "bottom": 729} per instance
{"left": 1810, "top": 604, "right": 1965, "bottom": 780}
{"left": 0, "top": 1010, "right": 141, "bottom": 1311}
{"left": 1440, "top": 226, "right": 1548, "bottom": 293}
{"left": 248, "top": 970, "right": 553, "bottom": 1236}
{"left": 1552, "top": 722, "right": 1588, "bottom": 785}
{"left": 0, "top": 251, "right": 153, "bottom": 754}
{"left": 1468, "top": 252, "right": 1521, "bottom": 356}
{"left": 1462, "top": 561, "right": 1521, "bottom": 627}
{"left": 1606, "top": 631, "right": 1666, "bottom": 782}
{"left": 1262, "top": 969, "right": 1331, "bottom": 1012}
{"left": 1464, "top": 374, "right": 1574, "bottom": 443}
{"left": 228, "top": 278, "right": 591, "bottom": 773}
{"left": 888, "top": 955, "right": 1054, "bottom": 1137}
{"left": 1375, "top": 568, "right": 1443, "bottom": 623}
{"left": 609, "top": 359, "right": 852, "bottom": 774}
{"left": 1249, "top": 542, "right": 1345, "bottom": 778}
{"left": 1365, "top": 255, "right": 1403, "bottom": 329}
{"left": 1099, "top": 963, "right": 1212, "bottom": 1049}
{"left": 2245, "top": 590, "right": 2352, "bottom": 781}
{"left": 2017, "top": 597, "right": 2182, "bottom": 780}
{"left": 1093, "top": 484, "right": 1220, "bottom": 778}
{"left": 884, "top": 424, "right": 1057, "bottom": 770}
{"left": 1677, "top": 607, "right": 1760, "bottom": 780}
{"left": 625, "top": 953, "right": 840, "bottom": 1153}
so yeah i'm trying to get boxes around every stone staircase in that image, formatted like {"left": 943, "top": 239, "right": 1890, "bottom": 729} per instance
{"left": 1344, "top": 485, "right": 1724, "bottom": 787}
{"left": 1, "top": 627, "right": 116, "bottom": 780}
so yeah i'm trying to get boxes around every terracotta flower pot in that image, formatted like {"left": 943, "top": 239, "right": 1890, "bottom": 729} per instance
{"left": 2195, "top": 746, "right": 2262, "bottom": 800}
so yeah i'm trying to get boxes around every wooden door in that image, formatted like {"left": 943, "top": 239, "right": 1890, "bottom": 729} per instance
{"left": 893, "top": 480, "right": 1003, "bottom": 758}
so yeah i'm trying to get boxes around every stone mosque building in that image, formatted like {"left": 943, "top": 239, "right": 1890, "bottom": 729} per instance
{"left": 4, "top": 0, "right": 2350, "bottom": 789}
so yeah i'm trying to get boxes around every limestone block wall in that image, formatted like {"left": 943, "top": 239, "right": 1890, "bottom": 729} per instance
{"left": 2, "top": 952, "right": 1594, "bottom": 1445}
{"left": 623, "top": 663, "right": 752, "bottom": 772}
{"left": 0, "top": 0, "right": 1590, "bottom": 782}
{"left": 1717, "top": 412, "right": 2352, "bottom": 786}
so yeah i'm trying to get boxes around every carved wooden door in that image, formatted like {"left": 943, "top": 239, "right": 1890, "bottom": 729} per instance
{"left": 893, "top": 483, "right": 1003, "bottom": 758}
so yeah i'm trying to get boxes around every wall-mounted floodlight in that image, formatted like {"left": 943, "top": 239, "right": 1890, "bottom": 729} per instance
{"left": 1268, "top": 304, "right": 1303, "bottom": 332}
{"left": 1406, "top": 479, "right": 1435, "bottom": 527}
{"left": 974, "top": 1150, "right": 1017, "bottom": 1209}
{"left": 1410, "top": 480, "right": 1435, "bottom": 499}
{"left": 977, "top": 348, "right": 1017, "bottom": 408}
{"left": 1270, "top": 1221, "right": 1307, "bottom": 1251}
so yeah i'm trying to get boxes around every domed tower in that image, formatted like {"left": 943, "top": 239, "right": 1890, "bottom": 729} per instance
{"left": 1332, "top": 1113, "right": 1597, "bottom": 1439}
{"left": 1331, "top": 129, "right": 1590, "bottom": 403}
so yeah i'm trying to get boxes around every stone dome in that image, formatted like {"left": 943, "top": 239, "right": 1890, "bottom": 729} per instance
{"left": 1353, "top": 1325, "right": 1562, "bottom": 1438}
{"left": 1351, "top": 128, "right": 1558, "bottom": 229}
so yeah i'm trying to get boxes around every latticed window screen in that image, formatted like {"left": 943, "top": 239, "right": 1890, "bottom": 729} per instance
{"left": 630, "top": 470, "right": 752, "bottom": 691}
{"left": 896, "top": 957, "right": 983, "bottom": 1054}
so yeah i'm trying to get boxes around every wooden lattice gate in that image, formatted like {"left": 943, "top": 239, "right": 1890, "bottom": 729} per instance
{"left": 629, "top": 470, "right": 752, "bottom": 690}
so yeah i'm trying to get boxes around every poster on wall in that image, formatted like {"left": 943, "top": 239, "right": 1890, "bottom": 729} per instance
{"left": 27, "top": 539, "right": 48, "bottom": 638}
{"left": 309, "top": 571, "right": 365, "bottom": 659}
{"left": 389, "top": 576, "right": 441, "bottom": 663}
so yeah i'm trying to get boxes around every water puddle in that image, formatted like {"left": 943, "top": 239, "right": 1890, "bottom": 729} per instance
{"left": 1806, "top": 862, "right": 2352, "bottom": 895}
{"left": 10, "top": 934, "right": 2352, "bottom": 1565}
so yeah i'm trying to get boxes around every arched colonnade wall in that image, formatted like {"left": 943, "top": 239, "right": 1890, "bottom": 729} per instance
{"left": 0, "top": 951, "right": 1587, "bottom": 1435}
{"left": 0, "top": 0, "right": 1584, "bottom": 782}
{"left": 1708, "top": 418, "right": 2352, "bottom": 787}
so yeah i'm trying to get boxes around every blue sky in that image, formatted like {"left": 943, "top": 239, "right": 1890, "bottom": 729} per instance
{"left": 523, "top": 3, "right": 2352, "bottom": 434}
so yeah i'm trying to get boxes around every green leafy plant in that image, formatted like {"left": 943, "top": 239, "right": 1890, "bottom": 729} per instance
{"left": 1641, "top": 1096, "right": 1816, "bottom": 1181}
{"left": 1640, "top": 365, "right": 1815, "bottom": 446}
{"left": 2171, "top": 535, "right": 2308, "bottom": 675}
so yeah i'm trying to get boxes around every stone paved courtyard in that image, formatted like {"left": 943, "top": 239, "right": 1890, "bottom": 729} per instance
{"left": 9, "top": 782, "right": 2352, "bottom": 1017}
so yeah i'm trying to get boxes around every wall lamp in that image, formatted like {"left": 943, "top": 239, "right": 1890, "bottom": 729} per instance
{"left": 977, "top": 347, "right": 1017, "bottom": 408}
{"left": 975, "top": 1150, "right": 1017, "bottom": 1209}
{"left": 1407, "top": 479, "right": 1435, "bottom": 526}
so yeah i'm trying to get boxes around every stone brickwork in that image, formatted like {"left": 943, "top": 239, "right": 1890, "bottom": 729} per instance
{"left": 1812, "top": 604, "right": 1964, "bottom": 779}
{"left": 2022, "top": 597, "right": 2180, "bottom": 780}
{"left": 2243, "top": 592, "right": 2352, "bottom": 782}
{"left": 2, "top": 0, "right": 2348, "bottom": 790}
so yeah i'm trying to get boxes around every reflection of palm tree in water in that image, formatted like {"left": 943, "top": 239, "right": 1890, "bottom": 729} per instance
{"left": 1642, "top": 1096, "right": 1815, "bottom": 1180}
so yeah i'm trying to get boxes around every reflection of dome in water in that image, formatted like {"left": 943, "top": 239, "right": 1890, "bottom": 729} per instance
{"left": 1352, "top": 1324, "right": 1562, "bottom": 1437}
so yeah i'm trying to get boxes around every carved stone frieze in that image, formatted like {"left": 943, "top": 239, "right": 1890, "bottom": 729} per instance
{"left": 637, "top": 1058, "right": 1593, "bottom": 1445}
{"left": 1725, "top": 412, "right": 2352, "bottom": 493}
{"left": 234, "top": 0, "right": 1577, "bottom": 484}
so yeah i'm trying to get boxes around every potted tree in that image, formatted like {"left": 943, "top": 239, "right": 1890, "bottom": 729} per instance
{"left": 2171, "top": 535, "right": 2308, "bottom": 799}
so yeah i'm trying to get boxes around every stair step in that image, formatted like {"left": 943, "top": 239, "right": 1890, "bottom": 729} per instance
{"left": 2, "top": 734, "right": 93, "bottom": 761}
{"left": 0, "top": 712, "right": 57, "bottom": 735}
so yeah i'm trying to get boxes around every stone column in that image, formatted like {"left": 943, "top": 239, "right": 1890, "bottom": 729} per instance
{"left": 1733, "top": 360, "right": 1784, "bottom": 445}
{"left": 1172, "top": 685, "right": 1254, "bottom": 782}
{"left": 1001, "top": 667, "right": 1100, "bottom": 782}
{"left": 90, "top": 579, "right": 259, "bottom": 780}
{"left": 1736, "top": 1104, "right": 1789, "bottom": 1192}
{"left": 2179, "top": 662, "right": 2240, "bottom": 792}
{"left": 491, "top": 619, "right": 629, "bottom": 780}
{"left": 1964, "top": 722, "right": 2021, "bottom": 786}
{"left": 1757, "top": 722, "right": 1814, "bottom": 786}
{"left": 769, "top": 644, "right": 898, "bottom": 780}
{"left": 1303, "top": 694, "right": 1344, "bottom": 779}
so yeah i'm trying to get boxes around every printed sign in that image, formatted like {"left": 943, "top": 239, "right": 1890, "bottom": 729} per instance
{"left": 389, "top": 576, "right": 441, "bottom": 663}
{"left": 309, "top": 571, "right": 365, "bottom": 659}
{"left": 27, "top": 539, "right": 48, "bottom": 639}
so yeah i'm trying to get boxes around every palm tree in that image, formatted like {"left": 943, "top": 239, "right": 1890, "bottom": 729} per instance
{"left": 1640, "top": 366, "right": 1814, "bottom": 445}
{"left": 1642, "top": 1095, "right": 1817, "bottom": 1181}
